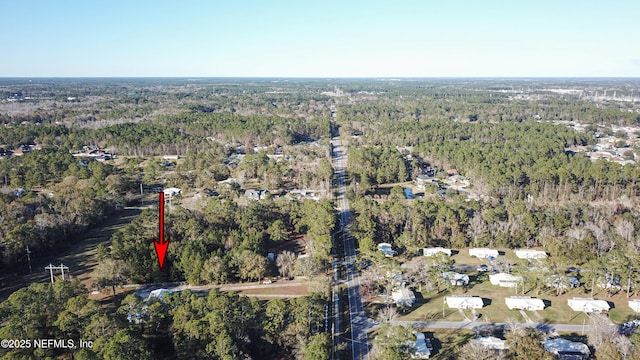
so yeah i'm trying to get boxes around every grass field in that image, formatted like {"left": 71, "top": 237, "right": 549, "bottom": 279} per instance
{"left": 399, "top": 279, "right": 639, "bottom": 325}
{"left": 424, "top": 329, "right": 475, "bottom": 360}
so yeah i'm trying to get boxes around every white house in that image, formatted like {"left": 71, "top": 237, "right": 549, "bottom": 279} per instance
{"left": 391, "top": 287, "right": 416, "bottom": 307}
{"left": 629, "top": 299, "right": 640, "bottom": 312}
{"left": 411, "top": 332, "right": 433, "bottom": 359}
{"left": 146, "top": 289, "right": 174, "bottom": 301}
{"left": 505, "top": 296, "right": 545, "bottom": 311}
{"left": 489, "top": 273, "right": 523, "bottom": 288}
{"left": 567, "top": 298, "right": 610, "bottom": 313}
{"left": 163, "top": 187, "right": 181, "bottom": 197}
{"left": 442, "top": 272, "right": 469, "bottom": 286}
{"left": 543, "top": 338, "right": 590, "bottom": 359}
{"left": 446, "top": 295, "right": 484, "bottom": 309}
{"left": 245, "top": 189, "right": 270, "bottom": 201}
{"left": 415, "top": 174, "right": 437, "bottom": 190}
{"left": 423, "top": 247, "right": 452, "bottom": 257}
{"left": 469, "top": 336, "right": 508, "bottom": 350}
{"left": 514, "top": 249, "right": 548, "bottom": 259}
{"left": 469, "top": 248, "right": 499, "bottom": 259}
{"left": 378, "top": 243, "right": 397, "bottom": 257}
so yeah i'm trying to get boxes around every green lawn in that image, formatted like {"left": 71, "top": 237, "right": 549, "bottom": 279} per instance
{"left": 609, "top": 302, "right": 639, "bottom": 323}
{"left": 422, "top": 329, "right": 475, "bottom": 360}
{"left": 400, "top": 280, "right": 638, "bottom": 325}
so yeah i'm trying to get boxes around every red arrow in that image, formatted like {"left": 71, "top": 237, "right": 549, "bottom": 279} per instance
{"left": 153, "top": 192, "right": 169, "bottom": 271}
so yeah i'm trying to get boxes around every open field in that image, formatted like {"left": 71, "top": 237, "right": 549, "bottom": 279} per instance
{"left": 0, "top": 208, "right": 140, "bottom": 301}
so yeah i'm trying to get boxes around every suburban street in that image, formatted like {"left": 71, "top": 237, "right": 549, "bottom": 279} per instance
{"left": 332, "top": 130, "right": 372, "bottom": 360}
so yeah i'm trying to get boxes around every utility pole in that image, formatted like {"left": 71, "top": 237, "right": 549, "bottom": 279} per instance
{"left": 45, "top": 264, "right": 69, "bottom": 284}
{"left": 47, "top": 263, "right": 54, "bottom": 284}
{"left": 140, "top": 183, "right": 144, "bottom": 206}
{"left": 26, "top": 246, "right": 32, "bottom": 273}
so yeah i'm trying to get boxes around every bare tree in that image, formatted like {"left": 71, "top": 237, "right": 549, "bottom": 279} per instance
{"left": 504, "top": 317, "right": 526, "bottom": 338}
{"left": 457, "top": 341, "right": 501, "bottom": 360}
{"left": 585, "top": 222, "right": 613, "bottom": 256}
{"left": 613, "top": 335, "right": 636, "bottom": 360}
{"left": 565, "top": 227, "right": 587, "bottom": 250}
{"left": 467, "top": 215, "right": 488, "bottom": 246}
{"left": 377, "top": 305, "right": 398, "bottom": 323}
{"left": 493, "top": 256, "right": 513, "bottom": 274}
{"left": 615, "top": 219, "right": 634, "bottom": 244}
{"left": 95, "top": 259, "right": 128, "bottom": 296}
{"left": 406, "top": 257, "right": 433, "bottom": 292}
{"left": 276, "top": 250, "right": 297, "bottom": 279}
{"left": 587, "top": 313, "right": 617, "bottom": 350}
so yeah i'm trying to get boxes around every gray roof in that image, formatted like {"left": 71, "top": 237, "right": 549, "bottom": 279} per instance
{"left": 543, "top": 338, "right": 590, "bottom": 359}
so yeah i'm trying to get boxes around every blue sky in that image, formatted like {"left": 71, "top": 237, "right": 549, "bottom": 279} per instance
{"left": 1, "top": 0, "right": 639, "bottom": 77}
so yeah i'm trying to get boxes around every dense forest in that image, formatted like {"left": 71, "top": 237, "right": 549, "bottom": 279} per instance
{"left": 103, "top": 199, "right": 336, "bottom": 286}
{"left": 0, "top": 281, "right": 329, "bottom": 359}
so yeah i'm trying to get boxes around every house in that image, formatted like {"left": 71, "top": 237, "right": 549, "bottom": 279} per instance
{"left": 469, "top": 248, "right": 499, "bottom": 259}
{"left": 597, "top": 276, "right": 622, "bottom": 290}
{"left": 163, "top": 187, "right": 181, "bottom": 197}
{"left": 505, "top": 296, "right": 545, "bottom": 311}
{"left": 422, "top": 247, "right": 452, "bottom": 257}
{"left": 469, "top": 336, "right": 508, "bottom": 350}
{"left": 514, "top": 249, "right": 548, "bottom": 259}
{"left": 543, "top": 337, "right": 590, "bottom": 360}
{"left": 489, "top": 273, "right": 523, "bottom": 288}
{"left": 567, "top": 298, "right": 610, "bottom": 313}
{"left": 547, "top": 274, "right": 580, "bottom": 289}
{"left": 377, "top": 243, "right": 397, "bottom": 257}
{"left": 245, "top": 189, "right": 270, "bottom": 201}
{"left": 629, "top": 299, "right": 640, "bottom": 312}
{"left": 287, "top": 189, "right": 319, "bottom": 201}
{"left": 411, "top": 332, "right": 433, "bottom": 359}
{"left": 415, "top": 174, "right": 437, "bottom": 190}
{"left": 445, "top": 295, "right": 484, "bottom": 309}
{"left": 146, "top": 289, "right": 174, "bottom": 301}
{"left": 391, "top": 287, "right": 416, "bottom": 307}
{"left": 245, "top": 189, "right": 262, "bottom": 200}
{"left": 442, "top": 272, "right": 469, "bottom": 286}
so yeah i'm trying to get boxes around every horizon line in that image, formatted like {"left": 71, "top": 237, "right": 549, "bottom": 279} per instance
{"left": 2, "top": 76, "right": 640, "bottom": 80}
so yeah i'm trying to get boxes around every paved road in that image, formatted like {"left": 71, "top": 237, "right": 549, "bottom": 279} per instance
{"left": 333, "top": 134, "right": 371, "bottom": 360}
{"left": 390, "top": 320, "right": 590, "bottom": 333}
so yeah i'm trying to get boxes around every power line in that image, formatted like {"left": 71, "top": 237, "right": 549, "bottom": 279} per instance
{"left": 44, "top": 263, "right": 69, "bottom": 284}
{"left": 25, "top": 246, "right": 32, "bottom": 273}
